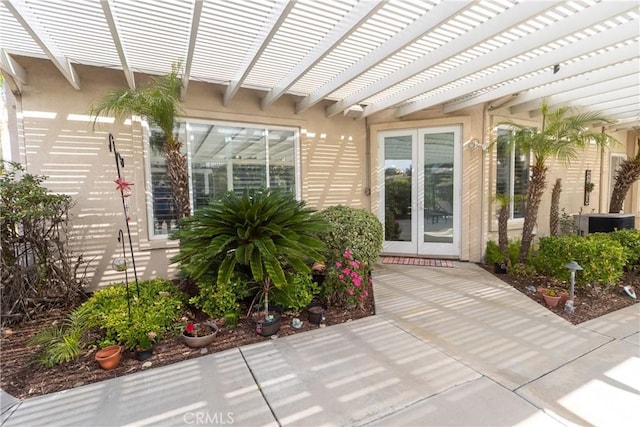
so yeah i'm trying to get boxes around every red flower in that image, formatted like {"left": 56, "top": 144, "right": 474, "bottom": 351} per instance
{"left": 185, "top": 322, "right": 195, "bottom": 335}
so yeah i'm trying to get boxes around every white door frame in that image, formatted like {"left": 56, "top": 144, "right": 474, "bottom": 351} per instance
{"left": 378, "top": 126, "right": 461, "bottom": 257}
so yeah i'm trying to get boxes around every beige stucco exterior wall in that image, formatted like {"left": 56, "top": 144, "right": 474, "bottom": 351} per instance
{"left": 9, "top": 57, "right": 368, "bottom": 290}
{"left": 5, "top": 57, "right": 638, "bottom": 288}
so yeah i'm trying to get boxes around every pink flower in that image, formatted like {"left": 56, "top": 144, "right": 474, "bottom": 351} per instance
{"left": 344, "top": 250, "right": 352, "bottom": 259}
{"left": 344, "top": 268, "right": 351, "bottom": 275}
{"left": 348, "top": 289, "right": 354, "bottom": 295}
{"left": 336, "top": 262, "right": 342, "bottom": 268}
{"left": 349, "top": 261, "right": 359, "bottom": 268}
{"left": 364, "top": 290, "right": 369, "bottom": 296}
{"left": 339, "top": 274, "right": 344, "bottom": 280}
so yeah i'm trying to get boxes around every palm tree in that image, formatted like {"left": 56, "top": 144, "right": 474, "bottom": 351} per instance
{"left": 90, "top": 63, "right": 190, "bottom": 220}
{"left": 500, "top": 103, "right": 615, "bottom": 263}
{"left": 171, "top": 189, "right": 328, "bottom": 320}
{"left": 609, "top": 150, "right": 640, "bottom": 213}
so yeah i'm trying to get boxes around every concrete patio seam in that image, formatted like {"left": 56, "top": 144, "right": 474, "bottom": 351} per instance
{"left": 238, "top": 346, "right": 281, "bottom": 427}
{"left": 355, "top": 375, "right": 487, "bottom": 427}
{"left": 0, "top": 401, "right": 22, "bottom": 427}
{"left": 513, "top": 337, "right": 615, "bottom": 393}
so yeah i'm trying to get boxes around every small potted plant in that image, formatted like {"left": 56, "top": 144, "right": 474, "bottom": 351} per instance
{"left": 542, "top": 289, "right": 562, "bottom": 308}
{"left": 134, "top": 331, "right": 157, "bottom": 361}
{"left": 182, "top": 321, "right": 218, "bottom": 348}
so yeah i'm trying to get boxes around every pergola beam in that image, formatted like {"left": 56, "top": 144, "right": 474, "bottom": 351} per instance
{"left": 388, "top": 2, "right": 635, "bottom": 117}
{"left": 3, "top": 0, "right": 80, "bottom": 90}
{"left": 180, "top": 0, "right": 203, "bottom": 100}
{"left": 295, "top": 0, "right": 472, "bottom": 114}
{"left": 325, "top": 0, "right": 552, "bottom": 118}
{"left": 261, "top": 0, "right": 384, "bottom": 110}
{"left": 223, "top": 0, "right": 294, "bottom": 106}
{"left": 0, "top": 49, "right": 27, "bottom": 84}
{"left": 509, "top": 76, "right": 640, "bottom": 115}
{"left": 100, "top": 0, "right": 135, "bottom": 89}
{"left": 441, "top": 43, "right": 638, "bottom": 114}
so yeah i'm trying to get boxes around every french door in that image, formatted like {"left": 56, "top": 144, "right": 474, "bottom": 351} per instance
{"left": 378, "top": 126, "right": 461, "bottom": 257}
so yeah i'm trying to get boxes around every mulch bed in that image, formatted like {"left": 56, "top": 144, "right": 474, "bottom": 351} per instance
{"left": 481, "top": 264, "right": 640, "bottom": 324}
{"left": 0, "top": 296, "right": 375, "bottom": 400}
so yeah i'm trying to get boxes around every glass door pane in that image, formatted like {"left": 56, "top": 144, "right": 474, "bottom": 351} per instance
{"left": 423, "top": 132, "right": 454, "bottom": 244}
{"left": 379, "top": 130, "right": 417, "bottom": 254}
{"left": 418, "top": 126, "right": 460, "bottom": 257}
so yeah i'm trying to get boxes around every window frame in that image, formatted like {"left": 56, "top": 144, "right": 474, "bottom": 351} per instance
{"left": 494, "top": 126, "right": 530, "bottom": 221}
{"left": 143, "top": 118, "right": 301, "bottom": 240}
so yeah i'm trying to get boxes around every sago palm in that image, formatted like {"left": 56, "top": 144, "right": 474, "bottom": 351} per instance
{"left": 171, "top": 189, "right": 328, "bottom": 318}
{"left": 89, "top": 63, "right": 190, "bottom": 219}
{"left": 500, "top": 103, "right": 615, "bottom": 263}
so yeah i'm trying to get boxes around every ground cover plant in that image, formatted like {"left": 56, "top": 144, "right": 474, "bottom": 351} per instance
{"left": 483, "top": 229, "right": 640, "bottom": 323}
{"left": 1, "top": 193, "right": 382, "bottom": 399}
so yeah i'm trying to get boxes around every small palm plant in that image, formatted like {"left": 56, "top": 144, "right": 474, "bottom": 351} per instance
{"left": 499, "top": 103, "right": 615, "bottom": 262}
{"left": 172, "top": 189, "right": 328, "bottom": 320}
{"left": 89, "top": 62, "right": 190, "bottom": 220}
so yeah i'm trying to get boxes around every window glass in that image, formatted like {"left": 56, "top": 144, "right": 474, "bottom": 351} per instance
{"left": 496, "top": 128, "right": 529, "bottom": 219}
{"left": 148, "top": 121, "right": 297, "bottom": 237}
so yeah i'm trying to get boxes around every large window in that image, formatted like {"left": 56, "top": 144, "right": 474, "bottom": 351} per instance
{"left": 147, "top": 120, "right": 298, "bottom": 237}
{"left": 495, "top": 128, "right": 530, "bottom": 219}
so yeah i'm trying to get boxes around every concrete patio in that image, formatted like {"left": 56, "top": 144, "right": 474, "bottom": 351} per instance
{"left": 1, "top": 262, "right": 638, "bottom": 426}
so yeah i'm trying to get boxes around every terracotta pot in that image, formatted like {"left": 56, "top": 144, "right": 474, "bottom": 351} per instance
{"left": 536, "top": 286, "right": 548, "bottom": 297}
{"left": 559, "top": 292, "right": 569, "bottom": 304}
{"left": 95, "top": 345, "right": 122, "bottom": 370}
{"left": 182, "top": 323, "right": 218, "bottom": 348}
{"left": 543, "top": 293, "right": 562, "bottom": 308}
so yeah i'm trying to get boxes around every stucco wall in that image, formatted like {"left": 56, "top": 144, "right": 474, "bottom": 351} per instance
{"left": 6, "top": 57, "right": 637, "bottom": 288}
{"left": 10, "top": 57, "right": 367, "bottom": 289}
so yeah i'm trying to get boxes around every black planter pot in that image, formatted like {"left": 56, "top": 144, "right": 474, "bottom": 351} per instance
{"left": 494, "top": 262, "right": 507, "bottom": 274}
{"left": 135, "top": 345, "right": 154, "bottom": 361}
{"left": 250, "top": 305, "right": 282, "bottom": 337}
{"left": 306, "top": 301, "right": 326, "bottom": 325}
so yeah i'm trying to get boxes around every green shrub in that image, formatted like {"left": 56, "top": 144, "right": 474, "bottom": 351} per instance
{"left": 485, "top": 239, "right": 521, "bottom": 266}
{"left": 604, "top": 229, "right": 640, "bottom": 268}
{"left": 1, "top": 162, "right": 87, "bottom": 323}
{"left": 317, "top": 205, "right": 383, "bottom": 267}
{"left": 190, "top": 278, "right": 247, "bottom": 319}
{"left": 271, "top": 272, "right": 318, "bottom": 312}
{"left": 30, "top": 279, "right": 185, "bottom": 364}
{"left": 172, "top": 189, "right": 328, "bottom": 318}
{"left": 533, "top": 235, "right": 625, "bottom": 288}
{"left": 82, "top": 278, "right": 185, "bottom": 350}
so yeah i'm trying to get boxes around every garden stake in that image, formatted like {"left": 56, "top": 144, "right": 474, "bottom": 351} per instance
{"left": 109, "top": 133, "right": 140, "bottom": 298}
{"left": 117, "top": 229, "right": 132, "bottom": 322}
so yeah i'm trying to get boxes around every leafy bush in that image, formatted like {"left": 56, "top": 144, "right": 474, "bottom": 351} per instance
{"left": 172, "top": 189, "right": 328, "bottom": 318}
{"left": 83, "top": 278, "right": 185, "bottom": 350}
{"left": 1, "top": 162, "right": 87, "bottom": 324}
{"left": 271, "top": 272, "right": 318, "bottom": 312}
{"left": 485, "top": 239, "right": 521, "bottom": 266}
{"left": 30, "top": 279, "right": 185, "bottom": 364}
{"left": 604, "top": 229, "right": 640, "bottom": 268}
{"left": 533, "top": 235, "right": 625, "bottom": 288}
{"left": 323, "top": 249, "right": 372, "bottom": 309}
{"left": 316, "top": 205, "right": 383, "bottom": 267}
{"left": 189, "top": 278, "right": 247, "bottom": 319}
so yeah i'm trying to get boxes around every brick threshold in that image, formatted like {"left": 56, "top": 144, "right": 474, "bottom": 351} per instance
{"left": 381, "top": 256, "right": 454, "bottom": 268}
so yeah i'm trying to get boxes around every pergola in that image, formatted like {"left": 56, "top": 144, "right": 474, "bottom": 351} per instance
{"left": 1, "top": 0, "right": 639, "bottom": 129}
